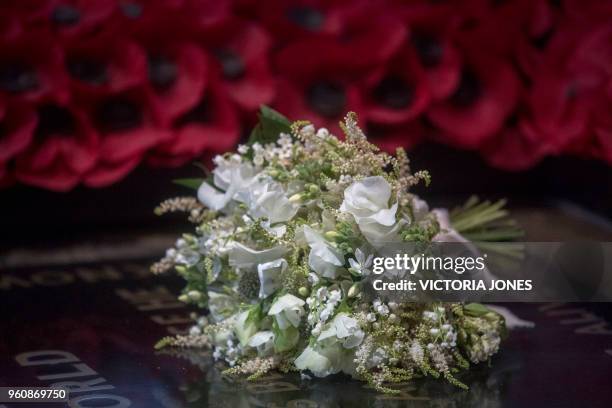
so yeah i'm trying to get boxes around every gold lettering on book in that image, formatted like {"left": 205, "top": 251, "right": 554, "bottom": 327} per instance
{"left": 14, "top": 350, "right": 132, "bottom": 407}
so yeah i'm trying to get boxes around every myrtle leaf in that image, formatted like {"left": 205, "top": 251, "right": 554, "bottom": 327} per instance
{"left": 248, "top": 105, "right": 292, "bottom": 146}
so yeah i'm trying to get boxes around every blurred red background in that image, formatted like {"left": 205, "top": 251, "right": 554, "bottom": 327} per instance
{"left": 1, "top": 0, "right": 611, "bottom": 246}
{"left": 2, "top": 0, "right": 612, "bottom": 192}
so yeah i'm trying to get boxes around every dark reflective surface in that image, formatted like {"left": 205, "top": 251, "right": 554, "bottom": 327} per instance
{"left": 1, "top": 259, "right": 611, "bottom": 407}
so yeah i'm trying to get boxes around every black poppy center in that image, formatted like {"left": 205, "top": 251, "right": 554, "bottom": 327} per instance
{"left": 307, "top": 81, "right": 346, "bottom": 118}
{"left": 450, "top": 70, "right": 481, "bottom": 107}
{"left": 148, "top": 55, "right": 178, "bottom": 89}
{"left": 373, "top": 75, "right": 413, "bottom": 109}
{"left": 96, "top": 98, "right": 142, "bottom": 132}
{"left": 121, "top": 2, "right": 143, "bottom": 19}
{"left": 286, "top": 6, "right": 324, "bottom": 31}
{"left": 532, "top": 28, "right": 553, "bottom": 50}
{"left": 35, "top": 105, "right": 77, "bottom": 139}
{"left": 412, "top": 34, "right": 443, "bottom": 68}
{"left": 0, "top": 62, "right": 39, "bottom": 93}
{"left": 52, "top": 5, "right": 81, "bottom": 26}
{"left": 214, "top": 49, "right": 245, "bottom": 81}
{"left": 176, "top": 95, "right": 213, "bottom": 126}
{"left": 67, "top": 57, "right": 108, "bottom": 85}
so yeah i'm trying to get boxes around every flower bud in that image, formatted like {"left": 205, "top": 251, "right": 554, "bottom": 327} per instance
{"left": 348, "top": 283, "right": 360, "bottom": 298}
{"left": 308, "top": 184, "right": 320, "bottom": 194}
{"left": 269, "top": 169, "right": 279, "bottom": 178}
{"left": 298, "top": 286, "right": 310, "bottom": 297}
{"left": 178, "top": 294, "right": 189, "bottom": 302}
{"left": 324, "top": 230, "right": 340, "bottom": 241}
{"left": 289, "top": 193, "right": 302, "bottom": 203}
{"left": 188, "top": 290, "right": 202, "bottom": 301}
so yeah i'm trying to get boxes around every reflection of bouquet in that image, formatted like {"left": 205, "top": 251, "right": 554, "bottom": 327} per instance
{"left": 153, "top": 108, "right": 514, "bottom": 393}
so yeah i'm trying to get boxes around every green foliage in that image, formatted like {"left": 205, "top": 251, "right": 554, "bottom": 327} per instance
{"left": 463, "top": 303, "right": 491, "bottom": 317}
{"left": 248, "top": 106, "right": 292, "bottom": 145}
{"left": 173, "top": 178, "right": 205, "bottom": 190}
{"left": 272, "top": 321, "right": 299, "bottom": 353}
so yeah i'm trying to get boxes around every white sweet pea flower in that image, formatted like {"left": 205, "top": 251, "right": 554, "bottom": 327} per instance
{"left": 294, "top": 344, "right": 343, "bottom": 377}
{"left": 340, "top": 176, "right": 406, "bottom": 248}
{"left": 247, "top": 179, "right": 299, "bottom": 225}
{"left": 248, "top": 331, "right": 275, "bottom": 356}
{"left": 340, "top": 176, "right": 398, "bottom": 226}
{"left": 197, "top": 158, "right": 258, "bottom": 211}
{"left": 302, "top": 225, "right": 344, "bottom": 279}
{"left": 207, "top": 291, "right": 238, "bottom": 322}
{"left": 257, "top": 258, "right": 287, "bottom": 299}
{"left": 348, "top": 248, "right": 373, "bottom": 276}
{"left": 228, "top": 242, "right": 288, "bottom": 271}
{"left": 233, "top": 310, "right": 258, "bottom": 346}
{"left": 268, "top": 294, "right": 305, "bottom": 330}
{"left": 318, "top": 313, "right": 365, "bottom": 349}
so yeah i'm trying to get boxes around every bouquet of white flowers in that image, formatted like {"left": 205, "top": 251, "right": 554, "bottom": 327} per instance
{"left": 153, "top": 107, "right": 520, "bottom": 393}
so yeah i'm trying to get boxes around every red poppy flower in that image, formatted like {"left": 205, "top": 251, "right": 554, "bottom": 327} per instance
{"left": 0, "top": 11, "right": 22, "bottom": 41}
{"left": 15, "top": 103, "right": 98, "bottom": 191}
{"left": 397, "top": 2, "right": 462, "bottom": 101}
{"left": 82, "top": 88, "right": 171, "bottom": 187}
{"left": 274, "top": 39, "right": 368, "bottom": 134}
{"left": 83, "top": 154, "right": 142, "bottom": 187}
{"left": 257, "top": 0, "right": 353, "bottom": 41}
{"left": 518, "top": 23, "right": 609, "bottom": 157}
{"left": 0, "top": 102, "right": 37, "bottom": 164}
{"left": 0, "top": 33, "right": 68, "bottom": 104}
{"left": 197, "top": 18, "right": 275, "bottom": 112}
{"left": 427, "top": 48, "right": 521, "bottom": 149}
{"left": 28, "top": 0, "right": 115, "bottom": 39}
{"left": 520, "top": 74, "right": 591, "bottom": 156}
{"left": 63, "top": 31, "right": 147, "bottom": 97}
{"left": 480, "top": 119, "right": 552, "bottom": 171}
{"left": 361, "top": 47, "right": 431, "bottom": 125}
{"left": 180, "top": 0, "right": 232, "bottom": 32}
{"left": 148, "top": 79, "right": 239, "bottom": 167}
{"left": 125, "top": 22, "right": 208, "bottom": 127}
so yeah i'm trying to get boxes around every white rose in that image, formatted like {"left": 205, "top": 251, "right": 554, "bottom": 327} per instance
{"left": 302, "top": 225, "right": 344, "bottom": 279}
{"left": 317, "top": 313, "right": 365, "bottom": 349}
{"left": 268, "top": 294, "right": 305, "bottom": 330}
{"left": 257, "top": 258, "right": 287, "bottom": 299}
{"left": 248, "top": 331, "right": 275, "bottom": 356}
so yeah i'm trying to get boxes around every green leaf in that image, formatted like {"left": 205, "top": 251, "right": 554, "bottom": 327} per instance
{"left": 173, "top": 178, "right": 204, "bottom": 190}
{"left": 248, "top": 105, "right": 292, "bottom": 146}
{"left": 272, "top": 321, "right": 299, "bottom": 353}
{"left": 464, "top": 303, "right": 491, "bottom": 317}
